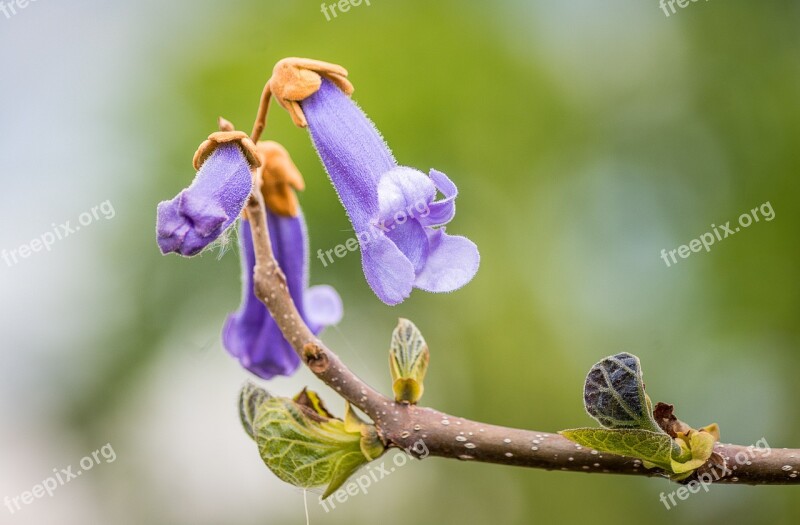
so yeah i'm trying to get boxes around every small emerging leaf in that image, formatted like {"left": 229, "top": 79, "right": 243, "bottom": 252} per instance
{"left": 343, "top": 402, "right": 385, "bottom": 461}
{"left": 239, "top": 381, "right": 271, "bottom": 440}
{"left": 560, "top": 428, "right": 676, "bottom": 471}
{"left": 670, "top": 426, "right": 719, "bottom": 475}
{"left": 359, "top": 424, "right": 385, "bottom": 461}
{"left": 700, "top": 423, "right": 720, "bottom": 442}
{"left": 343, "top": 401, "right": 366, "bottom": 433}
{"left": 294, "top": 387, "right": 335, "bottom": 420}
{"left": 583, "top": 352, "right": 663, "bottom": 433}
{"left": 389, "top": 318, "right": 430, "bottom": 404}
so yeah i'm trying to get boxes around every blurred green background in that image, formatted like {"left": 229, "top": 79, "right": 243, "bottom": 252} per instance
{"left": 1, "top": 0, "right": 798, "bottom": 523}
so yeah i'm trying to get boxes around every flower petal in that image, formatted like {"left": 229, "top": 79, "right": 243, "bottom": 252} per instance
{"left": 414, "top": 228, "right": 480, "bottom": 293}
{"left": 419, "top": 169, "right": 457, "bottom": 227}
{"left": 302, "top": 79, "right": 396, "bottom": 232}
{"left": 223, "top": 220, "right": 301, "bottom": 379}
{"left": 361, "top": 234, "right": 415, "bottom": 305}
{"left": 386, "top": 219, "right": 429, "bottom": 274}
{"left": 156, "top": 143, "right": 253, "bottom": 256}
{"left": 155, "top": 199, "right": 190, "bottom": 253}
{"left": 377, "top": 166, "right": 436, "bottom": 224}
{"left": 223, "top": 314, "right": 300, "bottom": 379}
{"left": 304, "top": 285, "right": 343, "bottom": 333}
{"left": 224, "top": 212, "right": 341, "bottom": 378}
{"left": 302, "top": 79, "right": 480, "bottom": 304}
{"left": 178, "top": 190, "right": 227, "bottom": 236}
{"left": 269, "top": 210, "right": 308, "bottom": 311}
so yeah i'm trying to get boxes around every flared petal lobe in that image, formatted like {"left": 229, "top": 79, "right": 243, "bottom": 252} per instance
{"left": 304, "top": 285, "right": 344, "bottom": 333}
{"left": 420, "top": 169, "right": 457, "bottom": 227}
{"left": 414, "top": 228, "right": 480, "bottom": 293}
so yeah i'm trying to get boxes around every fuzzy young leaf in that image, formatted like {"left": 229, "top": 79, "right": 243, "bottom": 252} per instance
{"left": 583, "top": 352, "right": 663, "bottom": 433}
{"left": 671, "top": 425, "right": 719, "bottom": 475}
{"left": 343, "top": 402, "right": 385, "bottom": 461}
{"left": 294, "top": 387, "right": 335, "bottom": 419}
{"left": 245, "top": 387, "right": 380, "bottom": 499}
{"left": 560, "top": 428, "right": 676, "bottom": 471}
{"left": 240, "top": 381, "right": 271, "bottom": 440}
{"left": 389, "top": 318, "right": 430, "bottom": 404}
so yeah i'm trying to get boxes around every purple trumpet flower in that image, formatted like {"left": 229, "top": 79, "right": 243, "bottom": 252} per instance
{"left": 301, "top": 79, "right": 480, "bottom": 305}
{"left": 223, "top": 211, "right": 343, "bottom": 379}
{"left": 156, "top": 143, "right": 253, "bottom": 256}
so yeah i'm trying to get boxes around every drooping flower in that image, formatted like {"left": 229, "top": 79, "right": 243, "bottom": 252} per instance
{"left": 300, "top": 78, "right": 480, "bottom": 305}
{"left": 156, "top": 130, "right": 260, "bottom": 256}
{"left": 223, "top": 141, "right": 342, "bottom": 379}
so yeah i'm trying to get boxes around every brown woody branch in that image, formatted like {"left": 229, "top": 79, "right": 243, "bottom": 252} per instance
{"left": 243, "top": 189, "right": 800, "bottom": 486}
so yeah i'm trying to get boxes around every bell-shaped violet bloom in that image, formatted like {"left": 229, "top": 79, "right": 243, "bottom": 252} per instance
{"left": 223, "top": 213, "right": 342, "bottom": 379}
{"left": 156, "top": 143, "right": 253, "bottom": 256}
{"left": 301, "top": 79, "right": 480, "bottom": 305}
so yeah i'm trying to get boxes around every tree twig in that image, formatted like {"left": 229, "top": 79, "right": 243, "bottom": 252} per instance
{"left": 243, "top": 190, "right": 800, "bottom": 486}
{"left": 250, "top": 82, "right": 272, "bottom": 144}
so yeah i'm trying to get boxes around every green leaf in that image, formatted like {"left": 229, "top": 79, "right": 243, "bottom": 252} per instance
{"left": 567, "top": 355, "right": 721, "bottom": 479}
{"left": 293, "top": 387, "right": 335, "bottom": 420}
{"left": 670, "top": 427, "right": 718, "bottom": 474}
{"left": 359, "top": 424, "right": 385, "bottom": 462}
{"left": 254, "top": 396, "right": 367, "bottom": 498}
{"left": 239, "top": 381, "right": 271, "bottom": 440}
{"left": 560, "top": 428, "right": 676, "bottom": 471}
{"left": 583, "top": 352, "right": 663, "bottom": 434}
{"left": 343, "top": 401, "right": 385, "bottom": 461}
{"left": 389, "top": 318, "right": 430, "bottom": 404}
{"left": 240, "top": 385, "right": 387, "bottom": 499}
